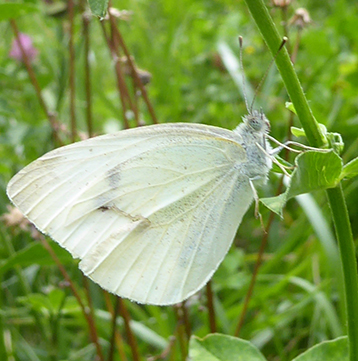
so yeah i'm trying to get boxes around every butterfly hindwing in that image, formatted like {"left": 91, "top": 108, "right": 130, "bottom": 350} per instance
{"left": 7, "top": 123, "right": 254, "bottom": 305}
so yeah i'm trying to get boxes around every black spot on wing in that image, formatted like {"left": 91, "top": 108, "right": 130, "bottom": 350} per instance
{"left": 99, "top": 206, "right": 110, "bottom": 212}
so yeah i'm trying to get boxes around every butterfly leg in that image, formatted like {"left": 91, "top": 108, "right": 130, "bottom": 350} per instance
{"left": 266, "top": 134, "right": 330, "bottom": 155}
{"left": 256, "top": 142, "right": 292, "bottom": 177}
{"left": 249, "top": 177, "right": 265, "bottom": 230}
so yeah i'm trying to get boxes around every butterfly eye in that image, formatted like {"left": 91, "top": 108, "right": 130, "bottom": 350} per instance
{"left": 248, "top": 116, "right": 263, "bottom": 131}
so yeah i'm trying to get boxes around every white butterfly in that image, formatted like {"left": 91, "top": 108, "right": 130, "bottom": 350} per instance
{"left": 7, "top": 110, "right": 272, "bottom": 305}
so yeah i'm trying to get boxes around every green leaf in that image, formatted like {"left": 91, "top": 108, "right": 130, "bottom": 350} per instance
{"left": 292, "top": 336, "right": 348, "bottom": 361}
{"left": 341, "top": 156, "right": 358, "bottom": 180}
{"left": 286, "top": 124, "right": 328, "bottom": 149}
{"left": 87, "top": 0, "right": 108, "bottom": 18}
{"left": 189, "top": 334, "right": 266, "bottom": 361}
{"left": 285, "top": 101, "right": 297, "bottom": 114}
{"left": 271, "top": 155, "right": 293, "bottom": 175}
{"left": 18, "top": 293, "right": 53, "bottom": 312}
{"left": 259, "top": 193, "right": 286, "bottom": 218}
{"left": 326, "top": 132, "right": 344, "bottom": 154}
{"left": 47, "top": 288, "right": 67, "bottom": 311}
{"left": 0, "top": 241, "right": 73, "bottom": 275}
{"left": 0, "top": 2, "right": 39, "bottom": 21}
{"left": 286, "top": 151, "right": 342, "bottom": 197}
{"left": 130, "top": 320, "right": 168, "bottom": 349}
{"left": 291, "top": 126, "right": 306, "bottom": 138}
{"left": 18, "top": 289, "right": 67, "bottom": 313}
{"left": 261, "top": 150, "right": 342, "bottom": 216}
{"left": 94, "top": 310, "right": 168, "bottom": 349}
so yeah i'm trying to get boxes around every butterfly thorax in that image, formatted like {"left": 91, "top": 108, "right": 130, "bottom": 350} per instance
{"left": 233, "top": 110, "right": 272, "bottom": 183}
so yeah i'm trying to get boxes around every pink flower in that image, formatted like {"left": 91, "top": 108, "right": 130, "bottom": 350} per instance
{"left": 9, "top": 33, "right": 38, "bottom": 63}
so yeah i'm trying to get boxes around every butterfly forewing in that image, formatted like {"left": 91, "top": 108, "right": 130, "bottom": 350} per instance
{"left": 7, "top": 123, "right": 254, "bottom": 305}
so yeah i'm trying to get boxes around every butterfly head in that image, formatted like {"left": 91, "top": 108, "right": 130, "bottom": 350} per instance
{"left": 243, "top": 109, "right": 270, "bottom": 134}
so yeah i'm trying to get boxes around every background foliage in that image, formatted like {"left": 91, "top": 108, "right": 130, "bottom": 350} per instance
{"left": 1, "top": 0, "right": 358, "bottom": 360}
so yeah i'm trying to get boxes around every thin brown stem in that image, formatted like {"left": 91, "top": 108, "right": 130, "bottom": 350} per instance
{"left": 180, "top": 301, "right": 191, "bottom": 339}
{"left": 110, "top": 17, "right": 138, "bottom": 116}
{"left": 168, "top": 340, "right": 177, "bottom": 361}
{"left": 83, "top": 12, "right": 93, "bottom": 137}
{"left": 291, "top": 29, "right": 302, "bottom": 64}
{"left": 68, "top": 0, "right": 77, "bottom": 142}
{"left": 235, "top": 172, "right": 286, "bottom": 337}
{"left": 40, "top": 238, "right": 104, "bottom": 361}
{"left": 10, "top": 20, "right": 62, "bottom": 146}
{"left": 131, "top": 78, "right": 140, "bottom": 126}
{"left": 147, "top": 336, "right": 177, "bottom": 361}
{"left": 82, "top": 275, "right": 100, "bottom": 358}
{"left": 109, "top": 14, "right": 158, "bottom": 124}
{"left": 103, "top": 293, "right": 127, "bottom": 361}
{"left": 280, "top": 5, "right": 291, "bottom": 54}
{"left": 108, "top": 12, "right": 139, "bottom": 125}
{"left": 10, "top": 21, "right": 47, "bottom": 116}
{"left": 235, "top": 210, "right": 276, "bottom": 337}
{"left": 101, "top": 22, "right": 130, "bottom": 129}
{"left": 174, "top": 306, "right": 188, "bottom": 361}
{"left": 108, "top": 297, "right": 119, "bottom": 361}
{"left": 118, "top": 298, "right": 140, "bottom": 361}
{"left": 206, "top": 281, "right": 217, "bottom": 333}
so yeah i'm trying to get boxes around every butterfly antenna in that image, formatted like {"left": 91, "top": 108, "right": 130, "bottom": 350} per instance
{"left": 249, "top": 37, "right": 288, "bottom": 113}
{"left": 238, "top": 36, "right": 250, "bottom": 114}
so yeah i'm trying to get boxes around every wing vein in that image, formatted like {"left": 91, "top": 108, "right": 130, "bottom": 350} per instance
{"left": 178, "top": 170, "right": 239, "bottom": 298}
{"left": 158, "top": 167, "right": 239, "bottom": 299}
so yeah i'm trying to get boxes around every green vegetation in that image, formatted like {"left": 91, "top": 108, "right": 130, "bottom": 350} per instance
{"left": 1, "top": 0, "right": 358, "bottom": 360}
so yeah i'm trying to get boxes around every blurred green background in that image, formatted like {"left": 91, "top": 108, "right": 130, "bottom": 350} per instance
{"left": 1, "top": 0, "right": 358, "bottom": 360}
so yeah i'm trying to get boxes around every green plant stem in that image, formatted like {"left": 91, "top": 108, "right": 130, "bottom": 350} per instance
{"left": 244, "top": 1, "right": 358, "bottom": 359}
{"left": 327, "top": 186, "right": 358, "bottom": 359}
{"left": 244, "top": 0, "right": 325, "bottom": 148}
